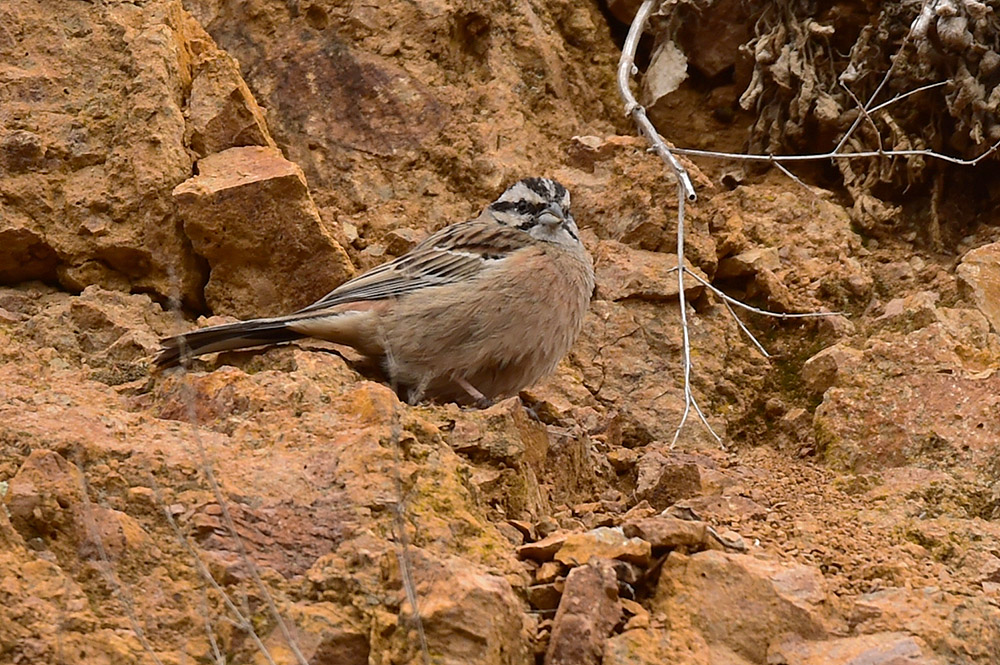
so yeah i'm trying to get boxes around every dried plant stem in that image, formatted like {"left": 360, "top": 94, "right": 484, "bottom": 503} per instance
{"left": 74, "top": 459, "right": 166, "bottom": 665}
{"left": 617, "top": 1, "right": 875, "bottom": 447}
{"left": 200, "top": 585, "right": 226, "bottom": 665}
{"left": 149, "top": 475, "right": 279, "bottom": 665}
{"left": 666, "top": 141, "right": 1000, "bottom": 166}
{"left": 177, "top": 370, "right": 309, "bottom": 665}
{"left": 831, "top": 0, "right": 931, "bottom": 155}
{"left": 388, "top": 410, "right": 431, "bottom": 665}
{"left": 670, "top": 192, "right": 721, "bottom": 447}
{"left": 168, "top": 331, "right": 306, "bottom": 665}
{"left": 617, "top": 0, "right": 696, "bottom": 201}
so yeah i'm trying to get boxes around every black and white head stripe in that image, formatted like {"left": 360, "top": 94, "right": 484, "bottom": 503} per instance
{"left": 492, "top": 178, "right": 570, "bottom": 212}
{"left": 487, "top": 178, "right": 581, "bottom": 245}
{"left": 489, "top": 178, "right": 572, "bottom": 224}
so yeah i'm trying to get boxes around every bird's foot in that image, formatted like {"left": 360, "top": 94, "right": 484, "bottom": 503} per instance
{"left": 455, "top": 377, "right": 493, "bottom": 409}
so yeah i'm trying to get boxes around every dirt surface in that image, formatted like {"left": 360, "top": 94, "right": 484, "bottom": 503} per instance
{"left": 2, "top": 1, "right": 1000, "bottom": 664}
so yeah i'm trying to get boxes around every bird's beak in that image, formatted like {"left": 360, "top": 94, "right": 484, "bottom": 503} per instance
{"left": 537, "top": 203, "right": 566, "bottom": 227}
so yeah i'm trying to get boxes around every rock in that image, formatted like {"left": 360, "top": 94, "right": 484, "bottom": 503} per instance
{"left": 593, "top": 240, "right": 707, "bottom": 302}
{"left": 567, "top": 135, "right": 646, "bottom": 172}
{"left": 0, "top": 0, "right": 222, "bottom": 306}
{"left": 957, "top": 242, "right": 1000, "bottom": 333}
{"left": 815, "top": 345, "right": 1000, "bottom": 471}
{"left": 622, "top": 516, "right": 708, "bottom": 550}
{"left": 394, "top": 550, "right": 533, "bottom": 665}
{"left": 634, "top": 452, "right": 704, "bottom": 511}
{"left": 265, "top": 602, "right": 369, "bottom": 665}
{"left": 383, "top": 227, "right": 426, "bottom": 255}
{"left": 849, "top": 587, "right": 1000, "bottom": 662}
{"left": 4, "top": 449, "right": 152, "bottom": 562}
{"left": 545, "top": 559, "right": 622, "bottom": 665}
{"left": 871, "top": 292, "right": 940, "bottom": 334}
{"left": 446, "top": 397, "right": 548, "bottom": 469}
{"left": 21, "top": 285, "right": 162, "bottom": 371}
{"left": 554, "top": 527, "right": 652, "bottom": 567}
{"left": 675, "top": 0, "right": 751, "bottom": 78}
{"left": 534, "top": 561, "right": 566, "bottom": 585}
{"left": 603, "top": 629, "right": 682, "bottom": 665}
{"left": 716, "top": 247, "right": 782, "bottom": 279}
{"left": 518, "top": 532, "right": 570, "bottom": 562}
{"left": 173, "top": 146, "right": 355, "bottom": 317}
{"left": 607, "top": 448, "right": 638, "bottom": 473}
{"left": 653, "top": 551, "right": 830, "bottom": 663}
{"left": 620, "top": 598, "right": 650, "bottom": 631}
{"left": 800, "top": 344, "right": 863, "bottom": 396}
{"left": 191, "top": 0, "right": 621, "bottom": 220}
{"left": 185, "top": 50, "right": 275, "bottom": 156}
{"left": 528, "top": 583, "right": 563, "bottom": 611}
{"left": 768, "top": 632, "right": 944, "bottom": 665}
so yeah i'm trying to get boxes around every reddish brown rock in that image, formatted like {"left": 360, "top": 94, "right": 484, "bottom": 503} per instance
{"left": 716, "top": 246, "right": 781, "bottom": 280}
{"left": 185, "top": 51, "right": 276, "bottom": 157}
{"left": 266, "top": 602, "right": 369, "bottom": 665}
{"left": 554, "top": 527, "right": 652, "bottom": 567}
{"left": 173, "top": 146, "right": 355, "bottom": 318}
{"left": 850, "top": 587, "right": 1000, "bottom": 663}
{"left": 391, "top": 549, "right": 533, "bottom": 665}
{"left": 635, "top": 452, "right": 704, "bottom": 511}
{"left": 0, "top": 0, "right": 250, "bottom": 307}
{"left": 800, "top": 344, "right": 863, "bottom": 396}
{"left": 768, "top": 632, "right": 944, "bottom": 665}
{"left": 446, "top": 397, "right": 548, "bottom": 470}
{"left": 518, "top": 532, "right": 570, "bottom": 562}
{"left": 602, "top": 629, "right": 679, "bottom": 665}
{"left": 654, "top": 551, "right": 830, "bottom": 663}
{"left": 675, "top": 0, "right": 751, "bottom": 78}
{"left": 814, "top": 309, "right": 1000, "bottom": 471}
{"left": 4, "top": 449, "right": 152, "bottom": 562}
{"left": 593, "top": 240, "right": 707, "bottom": 303}
{"left": 957, "top": 242, "right": 1000, "bottom": 333}
{"left": 545, "top": 559, "right": 622, "bottom": 665}
{"left": 534, "top": 560, "right": 566, "bottom": 585}
{"left": 871, "top": 292, "right": 940, "bottom": 334}
{"left": 528, "top": 583, "right": 563, "bottom": 611}
{"left": 622, "top": 516, "right": 708, "bottom": 550}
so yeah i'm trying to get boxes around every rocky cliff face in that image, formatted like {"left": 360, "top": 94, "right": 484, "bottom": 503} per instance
{"left": 2, "top": 1, "right": 999, "bottom": 664}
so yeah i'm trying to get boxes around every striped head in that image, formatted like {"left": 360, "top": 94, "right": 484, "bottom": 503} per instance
{"left": 487, "top": 178, "right": 581, "bottom": 248}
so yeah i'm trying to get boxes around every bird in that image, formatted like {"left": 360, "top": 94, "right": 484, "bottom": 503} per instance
{"left": 155, "top": 177, "right": 595, "bottom": 406}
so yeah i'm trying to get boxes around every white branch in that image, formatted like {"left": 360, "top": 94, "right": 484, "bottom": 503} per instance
{"left": 617, "top": 0, "right": 697, "bottom": 201}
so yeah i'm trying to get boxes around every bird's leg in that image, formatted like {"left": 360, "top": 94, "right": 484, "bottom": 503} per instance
{"left": 455, "top": 377, "right": 493, "bottom": 409}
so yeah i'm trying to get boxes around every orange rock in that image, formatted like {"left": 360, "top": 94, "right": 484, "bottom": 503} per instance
{"left": 545, "top": 559, "right": 621, "bottom": 665}
{"left": 653, "top": 551, "right": 830, "bottom": 663}
{"left": 173, "top": 146, "right": 355, "bottom": 318}
{"left": 554, "top": 527, "right": 651, "bottom": 567}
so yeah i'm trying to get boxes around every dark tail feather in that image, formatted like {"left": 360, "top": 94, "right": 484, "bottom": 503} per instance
{"left": 155, "top": 318, "right": 306, "bottom": 368}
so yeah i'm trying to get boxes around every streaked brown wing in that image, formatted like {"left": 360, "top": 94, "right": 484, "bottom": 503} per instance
{"left": 295, "top": 220, "right": 534, "bottom": 312}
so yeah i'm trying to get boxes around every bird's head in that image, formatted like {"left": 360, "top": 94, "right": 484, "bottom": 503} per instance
{"left": 487, "top": 177, "right": 582, "bottom": 248}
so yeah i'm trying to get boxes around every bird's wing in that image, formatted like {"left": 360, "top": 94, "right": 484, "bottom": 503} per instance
{"left": 295, "top": 220, "right": 534, "bottom": 312}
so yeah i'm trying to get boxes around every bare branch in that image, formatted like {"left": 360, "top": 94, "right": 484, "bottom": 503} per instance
{"left": 832, "top": 0, "right": 935, "bottom": 155}
{"left": 149, "top": 476, "right": 279, "bottom": 665}
{"left": 723, "top": 300, "right": 771, "bottom": 360}
{"left": 683, "top": 269, "right": 842, "bottom": 320}
{"left": 668, "top": 189, "right": 722, "bottom": 447}
{"left": 666, "top": 141, "right": 1000, "bottom": 166}
{"left": 74, "top": 458, "right": 166, "bottom": 665}
{"left": 617, "top": 0, "right": 697, "bottom": 201}
{"left": 388, "top": 410, "right": 431, "bottom": 665}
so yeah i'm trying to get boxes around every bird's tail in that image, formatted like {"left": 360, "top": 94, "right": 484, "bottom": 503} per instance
{"left": 155, "top": 317, "right": 306, "bottom": 368}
